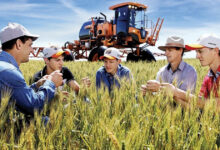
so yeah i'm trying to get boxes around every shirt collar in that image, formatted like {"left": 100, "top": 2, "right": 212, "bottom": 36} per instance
{"left": 41, "top": 66, "right": 47, "bottom": 76}
{"left": 166, "top": 60, "right": 185, "bottom": 71}
{"left": 0, "top": 51, "right": 19, "bottom": 69}
{"left": 208, "top": 65, "right": 220, "bottom": 78}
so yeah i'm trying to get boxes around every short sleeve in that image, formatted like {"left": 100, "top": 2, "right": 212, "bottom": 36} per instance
{"left": 62, "top": 67, "right": 75, "bottom": 83}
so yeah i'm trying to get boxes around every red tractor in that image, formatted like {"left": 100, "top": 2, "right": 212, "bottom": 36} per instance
{"left": 33, "top": 2, "right": 164, "bottom": 61}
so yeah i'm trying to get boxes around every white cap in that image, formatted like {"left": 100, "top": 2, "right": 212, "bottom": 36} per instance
{"left": 42, "top": 47, "right": 70, "bottom": 58}
{"left": 186, "top": 34, "right": 220, "bottom": 50}
{"left": 100, "top": 47, "right": 121, "bottom": 60}
{"left": 0, "top": 23, "right": 39, "bottom": 44}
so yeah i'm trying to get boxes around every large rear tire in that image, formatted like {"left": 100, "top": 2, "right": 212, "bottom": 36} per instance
{"left": 140, "top": 49, "right": 156, "bottom": 62}
{"left": 63, "top": 49, "right": 74, "bottom": 61}
{"left": 88, "top": 46, "right": 107, "bottom": 61}
{"left": 88, "top": 48, "right": 99, "bottom": 61}
{"left": 127, "top": 53, "right": 139, "bottom": 61}
{"left": 126, "top": 49, "right": 156, "bottom": 62}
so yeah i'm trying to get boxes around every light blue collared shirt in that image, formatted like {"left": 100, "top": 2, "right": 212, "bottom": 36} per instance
{"left": 156, "top": 61, "right": 197, "bottom": 93}
{"left": 96, "top": 64, "right": 132, "bottom": 93}
{"left": 0, "top": 51, "right": 56, "bottom": 115}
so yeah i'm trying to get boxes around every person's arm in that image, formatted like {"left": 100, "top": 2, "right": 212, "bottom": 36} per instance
{"left": 140, "top": 68, "right": 162, "bottom": 96}
{"left": 159, "top": 83, "right": 194, "bottom": 109}
{"left": 63, "top": 67, "right": 80, "bottom": 94}
{"left": 160, "top": 83, "right": 219, "bottom": 110}
{"left": 32, "top": 75, "right": 50, "bottom": 89}
{"left": 96, "top": 71, "right": 102, "bottom": 90}
{"left": 68, "top": 80, "right": 80, "bottom": 94}
{"left": 12, "top": 80, "right": 56, "bottom": 115}
{"left": 2, "top": 70, "right": 62, "bottom": 115}
{"left": 30, "top": 70, "right": 46, "bottom": 91}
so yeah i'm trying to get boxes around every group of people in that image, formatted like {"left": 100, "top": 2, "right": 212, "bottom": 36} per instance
{"left": 0, "top": 22, "right": 219, "bottom": 120}
{"left": 141, "top": 34, "right": 220, "bottom": 109}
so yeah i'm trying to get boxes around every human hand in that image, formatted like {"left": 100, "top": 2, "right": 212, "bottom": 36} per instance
{"left": 140, "top": 84, "right": 147, "bottom": 96}
{"left": 49, "top": 70, "right": 63, "bottom": 87}
{"left": 160, "top": 83, "right": 175, "bottom": 96}
{"left": 146, "top": 80, "right": 161, "bottom": 92}
{"left": 36, "top": 75, "right": 50, "bottom": 88}
{"left": 62, "top": 91, "right": 69, "bottom": 96}
{"left": 81, "top": 77, "right": 91, "bottom": 88}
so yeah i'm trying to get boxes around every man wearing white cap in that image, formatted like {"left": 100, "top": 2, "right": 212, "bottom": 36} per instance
{"left": 0, "top": 23, "right": 63, "bottom": 116}
{"left": 96, "top": 47, "right": 132, "bottom": 93}
{"left": 141, "top": 36, "right": 197, "bottom": 95}
{"left": 32, "top": 46, "right": 90, "bottom": 94}
{"left": 160, "top": 34, "right": 220, "bottom": 110}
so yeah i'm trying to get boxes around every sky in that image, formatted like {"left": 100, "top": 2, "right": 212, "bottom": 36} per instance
{"left": 0, "top": 0, "right": 220, "bottom": 59}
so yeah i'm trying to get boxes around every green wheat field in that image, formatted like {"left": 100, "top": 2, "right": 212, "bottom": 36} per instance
{"left": 0, "top": 59, "right": 219, "bottom": 149}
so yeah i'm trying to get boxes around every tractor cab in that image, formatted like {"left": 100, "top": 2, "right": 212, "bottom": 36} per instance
{"left": 110, "top": 2, "right": 148, "bottom": 40}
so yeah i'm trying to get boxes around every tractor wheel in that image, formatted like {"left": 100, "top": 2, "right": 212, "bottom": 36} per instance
{"left": 97, "top": 46, "right": 107, "bottom": 58}
{"left": 127, "top": 53, "right": 139, "bottom": 61}
{"left": 127, "top": 49, "right": 156, "bottom": 62}
{"left": 88, "top": 46, "right": 107, "bottom": 61}
{"left": 63, "top": 49, "right": 74, "bottom": 61}
{"left": 88, "top": 48, "right": 99, "bottom": 61}
{"left": 140, "top": 49, "right": 156, "bottom": 62}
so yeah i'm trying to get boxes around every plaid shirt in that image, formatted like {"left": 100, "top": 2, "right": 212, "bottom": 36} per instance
{"left": 199, "top": 65, "right": 220, "bottom": 98}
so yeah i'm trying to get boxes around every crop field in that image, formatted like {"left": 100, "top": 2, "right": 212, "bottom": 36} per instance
{"left": 0, "top": 59, "right": 219, "bottom": 149}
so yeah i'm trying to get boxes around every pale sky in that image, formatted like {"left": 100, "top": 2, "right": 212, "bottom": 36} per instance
{"left": 0, "top": 0, "right": 220, "bottom": 59}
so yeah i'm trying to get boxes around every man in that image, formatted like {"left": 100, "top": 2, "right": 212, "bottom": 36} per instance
{"left": 141, "top": 36, "right": 197, "bottom": 95}
{"left": 33, "top": 46, "right": 83, "bottom": 94}
{"left": 160, "top": 34, "right": 220, "bottom": 110}
{"left": 96, "top": 47, "right": 132, "bottom": 93}
{"left": 0, "top": 23, "right": 63, "bottom": 116}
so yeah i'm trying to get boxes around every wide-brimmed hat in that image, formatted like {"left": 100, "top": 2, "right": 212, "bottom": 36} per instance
{"left": 0, "top": 23, "right": 39, "bottom": 44}
{"left": 43, "top": 47, "right": 70, "bottom": 58}
{"left": 158, "top": 36, "right": 186, "bottom": 51}
{"left": 185, "top": 34, "right": 220, "bottom": 50}
{"left": 100, "top": 47, "right": 121, "bottom": 60}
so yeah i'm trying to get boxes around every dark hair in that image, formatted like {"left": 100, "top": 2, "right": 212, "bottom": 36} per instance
{"left": 1, "top": 36, "right": 33, "bottom": 51}
{"left": 47, "top": 57, "right": 52, "bottom": 60}
{"left": 175, "top": 47, "right": 184, "bottom": 56}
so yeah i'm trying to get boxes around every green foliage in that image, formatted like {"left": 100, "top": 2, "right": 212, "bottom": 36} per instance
{"left": 0, "top": 59, "right": 219, "bottom": 149}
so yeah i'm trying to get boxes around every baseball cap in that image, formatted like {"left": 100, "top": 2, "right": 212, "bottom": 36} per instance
{"left": 100, "top": 47, "right": 121, "bottom": 60}
{"left": 42, "top": 47, "right": 70, "bottom": 58}
{"left": 158, "top": 36, "right": 187, "bottom": 51}
{"left": 0, "top": 23, "right": 39, "bottom": 44}
{"left": 185, "top": 34, "right": 220, "bottom": 50}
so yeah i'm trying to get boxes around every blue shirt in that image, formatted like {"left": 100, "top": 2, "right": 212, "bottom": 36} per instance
{"left": 0, "top": 51, "right": 56, "bottom": 115}
{"left": 156, "top": 61, "right": 197, "bottom": 93}
{"left": 96, "top": 64, "right": 131, "bottom": 92}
